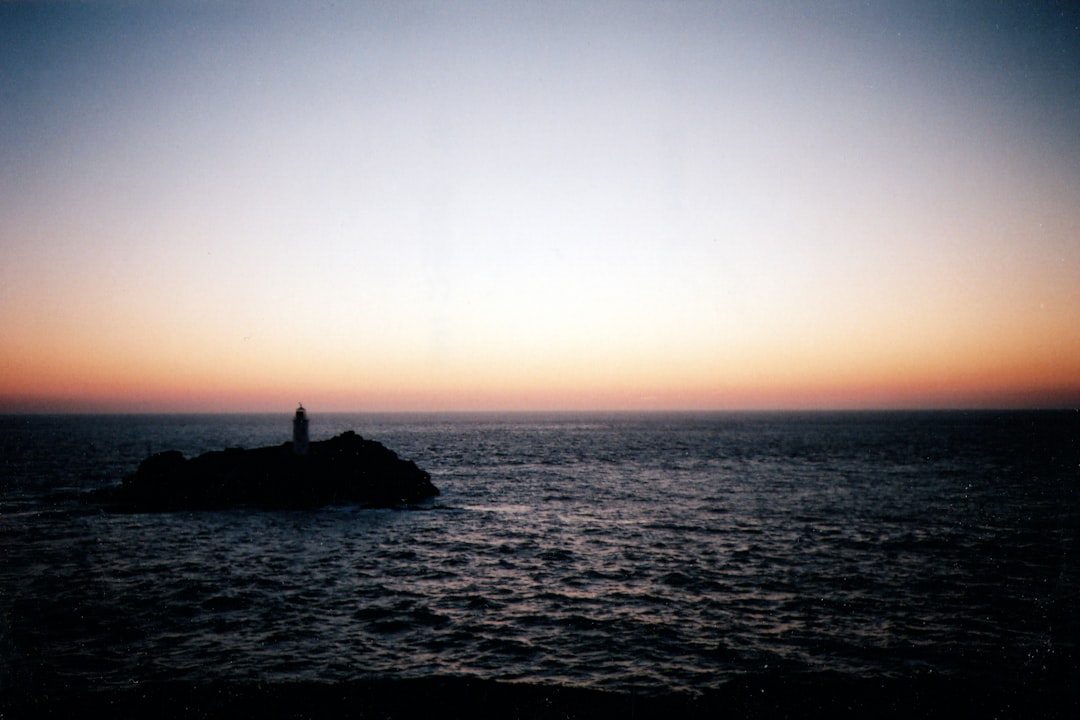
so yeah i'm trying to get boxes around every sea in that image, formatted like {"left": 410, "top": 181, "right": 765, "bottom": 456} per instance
{"left": 1, "top": 411, "right": 1078, "bottom": 710}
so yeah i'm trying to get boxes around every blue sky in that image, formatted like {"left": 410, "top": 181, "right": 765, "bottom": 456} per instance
{"left": 2, "top": 1, "right": 1079, "bottom": 411}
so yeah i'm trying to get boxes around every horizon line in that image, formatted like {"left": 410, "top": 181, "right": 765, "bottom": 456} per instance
{"left": 2, "top": 406, "right": 1077, "bottom": 417}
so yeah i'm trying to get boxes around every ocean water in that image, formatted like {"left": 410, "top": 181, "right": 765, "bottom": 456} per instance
{"left": 1, "top": 411, "right": 1077, "bottom": 699}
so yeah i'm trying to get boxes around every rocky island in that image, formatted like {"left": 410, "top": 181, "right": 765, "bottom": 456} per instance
{"left": 91, "top": 407, "right": 439, "bottom": 512}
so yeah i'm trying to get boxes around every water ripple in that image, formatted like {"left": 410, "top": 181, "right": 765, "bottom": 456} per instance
{"left": 2, "top": 411, "right": 1077, "bottom": 695}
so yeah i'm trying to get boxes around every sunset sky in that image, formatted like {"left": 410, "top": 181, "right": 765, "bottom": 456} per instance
{"left": 2, "top": 1, "right": 1079, "bottom": 412}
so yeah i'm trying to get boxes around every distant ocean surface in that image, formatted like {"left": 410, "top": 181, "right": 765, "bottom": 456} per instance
{"left": 2, "top": 411, "right": 1078, "bottom": 703}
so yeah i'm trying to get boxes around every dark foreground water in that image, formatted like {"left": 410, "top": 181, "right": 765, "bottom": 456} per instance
{"left": 1, "top": 411, "right": 1078, "bottom": 717}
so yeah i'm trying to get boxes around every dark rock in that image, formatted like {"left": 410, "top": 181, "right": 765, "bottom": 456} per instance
{"left": 90, "top": 431, "right": 438, "bottom": 512}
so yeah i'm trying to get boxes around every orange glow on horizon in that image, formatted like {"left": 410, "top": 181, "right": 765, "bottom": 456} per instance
{"left": 3, "top": 264, "right": 1078, "bottom": 413}
{"left": 3, "top": 337, "right": 1078, "bottom": 413}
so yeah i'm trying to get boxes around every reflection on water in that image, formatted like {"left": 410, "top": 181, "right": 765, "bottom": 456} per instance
{"left": 1, "top": 411, "right": 1077, "bottom": 695}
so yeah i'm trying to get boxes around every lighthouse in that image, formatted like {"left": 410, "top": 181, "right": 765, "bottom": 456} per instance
{"left": 293, "top": 404, "right": 309, "bottom": 456}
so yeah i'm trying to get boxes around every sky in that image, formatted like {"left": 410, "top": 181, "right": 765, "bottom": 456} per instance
{"left": 2, "top": 1, "right": 1079, "bottom": 413}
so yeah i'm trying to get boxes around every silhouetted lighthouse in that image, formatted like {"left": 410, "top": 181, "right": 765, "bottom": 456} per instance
{"left": 293, "top": 404, "right": 309, "bottom": 456}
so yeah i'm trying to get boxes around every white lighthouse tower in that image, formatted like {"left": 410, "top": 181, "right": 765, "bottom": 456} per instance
{"left": 292, "top": 404, "right": 309, "bottom": 456}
